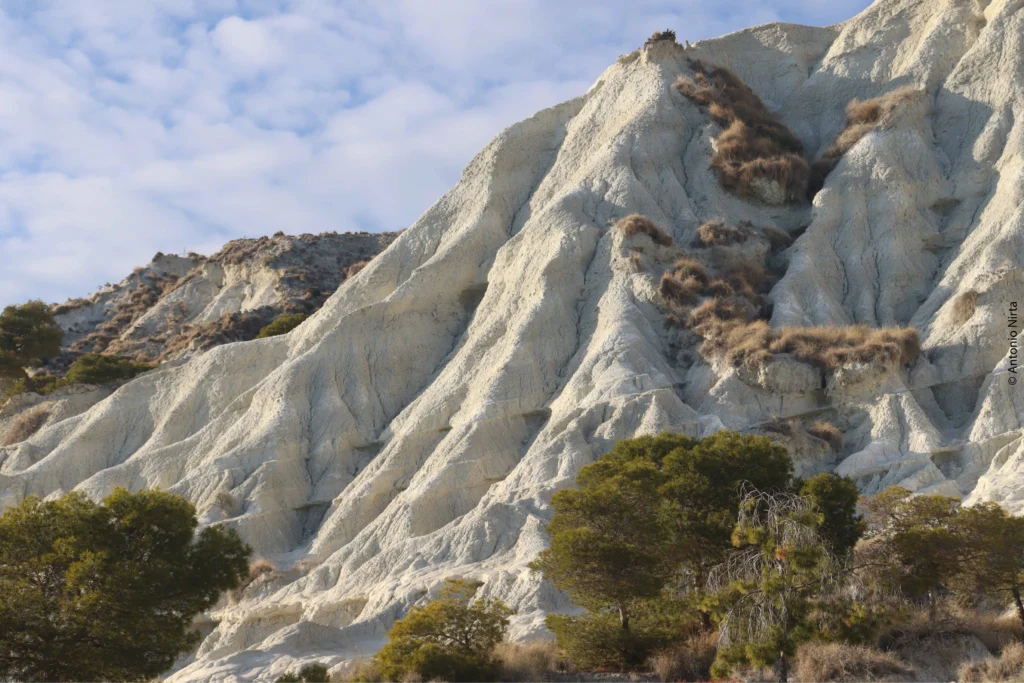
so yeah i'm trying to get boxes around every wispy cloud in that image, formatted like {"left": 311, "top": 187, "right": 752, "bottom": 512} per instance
{"left": 0, "top": 0, "right": 870, "bottom": 307}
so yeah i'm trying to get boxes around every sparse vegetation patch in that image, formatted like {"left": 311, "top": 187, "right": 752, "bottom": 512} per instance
{"left": 692, "top": 220, "right": 752, "bottom": 247}
{"left": 808, "top": 87, "right": 919, "bottom": 197}
{"left": 256, "top": 313, "right": 309, "bottom": 339}
{"left": 674, "top": 60, "right": 810, "bottom": 204}
{"left": 702, "top": 321, "right": 920, "bottom": 371}
{"left": 615, "top": 214, "right": 674, "bottom": 246}
{"left": 952, "top": 289, "right": 980, "bottom": 326}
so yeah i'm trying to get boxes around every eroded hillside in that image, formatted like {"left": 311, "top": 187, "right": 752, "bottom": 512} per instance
{"left": 2, "top": 0, "right": 1023, "bottom": 679}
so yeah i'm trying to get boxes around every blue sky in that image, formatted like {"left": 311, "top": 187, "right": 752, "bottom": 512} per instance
{"left": 0, "top": 0, "right": 872, "bottom": 308}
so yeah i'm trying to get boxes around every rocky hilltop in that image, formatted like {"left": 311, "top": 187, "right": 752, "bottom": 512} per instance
{"left": 53, "top": 230, "right": 399, "bottom": 364}
{"left": 0, "top": 231, "right": 397, "bottom": 450}
{"left": 2, "top": 0, "right": 1023, "bottom": 679}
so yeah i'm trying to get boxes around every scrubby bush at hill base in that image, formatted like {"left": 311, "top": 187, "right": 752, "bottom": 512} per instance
{"left": 0, "top": 488, "right": 251, "bottom": 682}
{"left": 63, "top": 352, "right": 153, "bottom": 384}
{"left": 3, "top": 352, "right": 154, "bottom": 399}
{"left": 257, "top": 312, "right": 309, "bottom": 339}
{"left": 368, "top": 578, "right": 514, "bottom": 682}
{"left": 524, "top": 432, "right": 1024, "bottom": 681}
{"left": 275, "top": 663, "right": 331, "bottom": 682}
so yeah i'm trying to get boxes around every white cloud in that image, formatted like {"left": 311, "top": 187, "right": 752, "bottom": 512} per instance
{"left": 0, "top": 0, "right": 872, "bottom": 308}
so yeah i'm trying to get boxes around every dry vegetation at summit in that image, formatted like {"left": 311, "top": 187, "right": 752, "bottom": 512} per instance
{"left": 675, "top": 60, "right": 810, "bottom": 203}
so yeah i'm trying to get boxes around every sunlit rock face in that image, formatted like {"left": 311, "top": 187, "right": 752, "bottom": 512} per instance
{"left": 3, "top": 0, "right": 1024, "bottom": 678}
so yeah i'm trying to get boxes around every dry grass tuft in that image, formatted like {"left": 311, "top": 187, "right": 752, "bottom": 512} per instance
{"left": 1, "top": 408, "right": 50, "bottom": 446}
{"left": 807, "top": 87, "right": 919, "bottom": 199}
{"left": 672, "top": 257, "right": 709, "bottom": 285}
{"left": 616, "top": 214, "right": 674, "bottom": 246}
{"left": 231, "top": 559, "right": 277, "bottom": 603}
{"left": 345, "top": 260, "right": 370, "bottom": 279}
{"left": 675, "top": 60, "right": 809, "bottom": 203}
{"left": 794, "top": 642, "right": 914, "bottom": 682}
{"left": 496, "top": 641, "right": 574, "bottom": 681}
{"left": 698, "top": 321, "right": 921, "bottom": 371}
{"left": 952, "top": 289, "right": 980, "bottom": 326}
{"left": 648, "top": 632, "right": 717, "bottom": 682}
{"left": 807, "top": 420, "right": 844, "bottom": 452}
{"left": 660, "top": 273, "right": 703, "bottom": 306}
{"left": 821, "top": 88, "right": 918, "bottom": 160}
{"left": 688, "top": 297, "right": 752, "bottom": 332}
{"left": 693, "top": 220, "right": 751, "bottom": 247}
{"left": 960, "top": 642, "right": 1024, "bottom": 682}
{"left": 881, "top": 607, "right": 1020, "bottom": 656}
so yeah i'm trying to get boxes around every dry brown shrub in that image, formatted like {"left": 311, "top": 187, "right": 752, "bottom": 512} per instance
{"left": 660, "top": 273, "right": 702, "bottom": 306}
{"left": 704, "top": 279, "right": 734, "bottom": 298}
{"left": 688, "top": 297, "right": 750, "bottom": 331}
{"left": 0, "top": 408, "right": 50, "bottom": 446}
{"left": 959, "top": 642, "right": 1024, "bottom": 682}
{"left": 616, "top": 214, "right": 674, "bottom": 246}
{"left": 231, "top": 559, "right": 277, "bottom": 603}
{"left": 648, "top": 632, "right": 717, "bottom": 682}
{"left": 762, "top": 416, "right": 797, "bottom": 437}
{"left": 495, "top": 641, "right": 574, "bottom": 681}
{"left": 693, "top": 220, "right": 751, "bottom": 247}
{"left": 880, "top": 606, "right": 1020, "bottom": 656}
{"left": 701, "top": 322, "right": 920, "bottom": 371}
{"left": 672, "top": 256, "right": 709, "bottom": 285}
{"left": 807, "top": 419, "right": 844, "bottom": 452}
{"left": 952, "top": 290, "right": 980, "bottom": 326}
{"left": 675, "top": 61, "right": 809, "bottom": 203}
{"left": 708, "top": 321, "right": 770, "bottom": 368}
{"left": 821, "top": 87, "right": 919, "bottom": 160}
{"left": 722, "top": 263, "right": 768, "bottom": 307}
{"left": 794, "top": 642, "right": 914, "bottom": 682}
{"left": 345, "top": 260, "right": 370, "bottom": 279}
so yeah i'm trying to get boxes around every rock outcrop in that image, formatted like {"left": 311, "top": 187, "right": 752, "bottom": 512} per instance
{"left": 2, "top": 0, "right": 1024, "bottom": 679}
{"left": 53, "top": 230, "right": 399, "bottom": 364}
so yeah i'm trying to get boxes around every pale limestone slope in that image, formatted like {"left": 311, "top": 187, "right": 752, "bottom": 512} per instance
{"left": 2, "top": 0, "right": 1024, "bottom": 679}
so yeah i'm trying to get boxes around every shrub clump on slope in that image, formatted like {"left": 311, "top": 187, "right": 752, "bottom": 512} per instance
{"left": 256, "top": 313, "right": 308, "bottom": 339}
{"left": 674, "top": 60, "right": 810, "bottom": 204}
{"left": 701, "top": 319, "right": 921, "bottom": 371}
{"left": 809, "top": 87, "right": 919, "bottom": 196}
{"left": 367, "top": 578, "right": 513, "bottom": 682}
{"left": 5, "top": 352, "right": 154, "bottom": 398}
{"left": 615, "top": 214, "right": 674, "bottom": 246}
